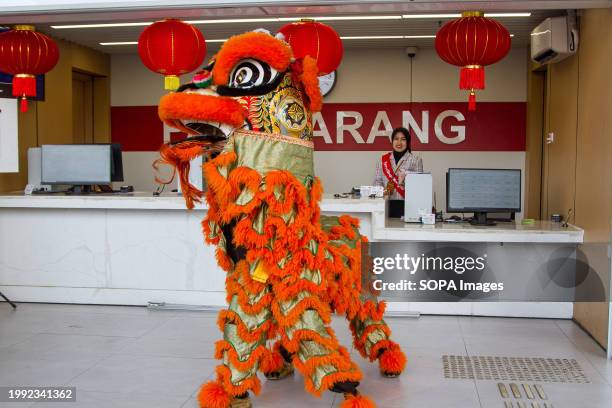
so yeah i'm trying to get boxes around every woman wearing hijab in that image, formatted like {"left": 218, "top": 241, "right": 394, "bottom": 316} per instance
{"left": 374, "top": 127, "right": 423, "bottom": 217}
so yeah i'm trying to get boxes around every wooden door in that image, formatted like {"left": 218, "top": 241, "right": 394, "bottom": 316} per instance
{"left": 72, "top": 71, "right": 93, "bottom": 144}
{"left": 541, "top": 55, "right": 579, "bottom": 221}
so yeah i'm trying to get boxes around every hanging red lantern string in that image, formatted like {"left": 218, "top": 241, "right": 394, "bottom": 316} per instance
{"left": 435, "top": 11, "right": 511, "bottom": 110}
{"left": 138, "top": 19, "right": 206, "bottom": 91}
{"left": 279, "top": 19, "right": 343, "bottom": 76}
{"left": 0, "top": 25, "right": 59, "bottom": 112}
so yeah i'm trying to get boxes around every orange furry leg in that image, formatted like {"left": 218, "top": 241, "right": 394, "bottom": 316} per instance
{"left": 340, "top": 393, "right": 377, "bottom": 408}
{"left": 378, "top": 342, "right": 407, "bottom": 377}
{"left": 198, "top": 381, "right": 232, "bottom": 408}
{"left": 259, "top": 346, "right": 284, "bottom": 375}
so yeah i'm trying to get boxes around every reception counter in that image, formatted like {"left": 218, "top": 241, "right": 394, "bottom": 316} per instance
{"left": 0, "top": 193, "right": 583, "bottom": 318}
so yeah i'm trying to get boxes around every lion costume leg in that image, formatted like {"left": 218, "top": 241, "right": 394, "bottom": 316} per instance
{"left": 198, "top": 261, "right": 273, "bottom": 408}
{"left": 271, "top": 269, "right": 376, "bottom": 408}
{"left": 349, "top": 303, "right": 407, "bottom": 378}
{"left": 260, "top": 340, "right": 294, "bottom": 380}
{"left": 321, "top": 215, "right": 407, "bottom": 378}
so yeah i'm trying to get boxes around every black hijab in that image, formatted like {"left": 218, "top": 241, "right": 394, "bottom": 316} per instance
{"left": 391, "top": 127, "right": 411, "bottom": 163}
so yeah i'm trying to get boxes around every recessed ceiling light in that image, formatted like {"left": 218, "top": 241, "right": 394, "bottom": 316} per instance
{"left": 402, "top": 12, "right": 531, "bottom": 18}
{"left": 100, "top": 33, "right": 513, "bottom": 45}
{"left": 54, "top": 13, "right": 531, "bottom": 30}
{"left": 99, "top": 41, "right": 138, "bottom": 45}
{"left": 185, "top": 18, "right": 278, "bottom": 24}
{"left": 404, "top": 35, "right": 437, "bottom": 39}
{"left": 55, "top": 15, "right": 403, "bottom": 29}
{"left": 340, "top": 35, "right": 404, "bottom": 40}
{"left": 280, "top": 15, "right": 403, "bottom": 21}
{"left": 99, "top": 39, "right": 229, "bottom": 45}
{"left": 484, "top": 13, "right": 532, "bottom": 17}
{"left": 340, "top": 35, "right": 437, "bottom": 40}
{"left": 402, "top": 14, "right": 460, "bottom": 19}
{"left": 53, "top": 22, "right": 151, "bottom": 29}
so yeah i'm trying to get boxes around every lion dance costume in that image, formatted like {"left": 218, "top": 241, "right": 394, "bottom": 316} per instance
{"left": 156, "top": 30, "right": 406, "bottom": 408}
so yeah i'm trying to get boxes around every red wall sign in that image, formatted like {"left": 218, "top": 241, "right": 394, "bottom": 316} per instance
{"left": 314, "top": 102, "right": 525, "bottom": 151}
{"left": 111, "top": 102, "right": 526, "bottom": 152}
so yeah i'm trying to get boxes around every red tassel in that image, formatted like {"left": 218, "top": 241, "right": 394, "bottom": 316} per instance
{"left": 12, "top": 75, "right": 37, "bottom": 98}
{"left": 468, "top": 91, "right": 476, "bottom": 111}
{"left": 20, "top": 96, "right": 28, "bottom": 113}
{"left": 459, "top": 66, "right": 485, "bottom": 90}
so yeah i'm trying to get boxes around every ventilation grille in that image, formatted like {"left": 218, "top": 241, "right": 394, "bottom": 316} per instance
{"left": 442, "top": 355, "right": 590, "bottom": 383}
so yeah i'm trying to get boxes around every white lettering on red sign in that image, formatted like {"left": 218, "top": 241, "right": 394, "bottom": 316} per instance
{"left": 313, "top": 110, "right": 467, "bottom": 145}
{"left": 434, "top": 110, "right": 465, "bottom": 144}
{"left": 336, "top": 111, "right": 364, "bottom": 144}
{"left": 402, "top": 111, "right": 428, "bottom": 143}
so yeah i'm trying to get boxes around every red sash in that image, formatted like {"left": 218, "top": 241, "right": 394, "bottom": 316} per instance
{"left": 382, "top": 153, "right": 405, "bottom": 198}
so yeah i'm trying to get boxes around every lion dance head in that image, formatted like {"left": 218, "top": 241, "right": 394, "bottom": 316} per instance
{"left": 156, "top": 30, "right": 322, "bottom": 207}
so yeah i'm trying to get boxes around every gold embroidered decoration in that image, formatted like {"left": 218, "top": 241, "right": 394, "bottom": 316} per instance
{"left": 251, "top": 262, "right": 269, "bottom": 283}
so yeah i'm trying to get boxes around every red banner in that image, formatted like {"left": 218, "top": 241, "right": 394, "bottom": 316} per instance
{"left": 111, "top": 102, "right": 525, "bottom": 152}
{"left": 314, "top": 102, "right": 526, "bottom": 151}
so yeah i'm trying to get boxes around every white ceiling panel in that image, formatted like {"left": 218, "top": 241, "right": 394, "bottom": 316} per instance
{"left": 0, "top": 1, "right": 606, "bottom": 54}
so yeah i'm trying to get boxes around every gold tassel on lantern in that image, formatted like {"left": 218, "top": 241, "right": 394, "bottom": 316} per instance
{"left": 164, "top": 75, "right": 180, "bottom": 90}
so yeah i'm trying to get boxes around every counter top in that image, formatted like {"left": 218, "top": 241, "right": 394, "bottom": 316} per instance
{"left": 0, "top": 192, "right": 384, "bottom": 212}
{"left": 376, "top": 218, "right": 584, "bottom": 243}
{"left": 0, "top": 192, "right": 582, "bottom": 243}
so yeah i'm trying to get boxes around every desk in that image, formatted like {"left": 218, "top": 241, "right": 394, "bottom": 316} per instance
{"left": 379, "top": 218, "right": 583, "bottom": 243}
{"left": 0, "top": 193, "right": 583, "bottom": 318}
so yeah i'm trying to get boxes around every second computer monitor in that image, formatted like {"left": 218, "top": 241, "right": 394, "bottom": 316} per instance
{"left": 446, "top": 168, "right": 521, "bottom": 225}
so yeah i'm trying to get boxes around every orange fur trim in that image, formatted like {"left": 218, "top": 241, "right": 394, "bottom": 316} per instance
{"left": 154, "top": 142, "right": 207, "bottom": 209}
{"left": 340, "top": 393, "right": 376, "bottom": 408}
{"left": 225, "top": 277, "right": 272, "bottom": 315}
{"left": 215, "top": 365, "right": 261, "bottom": 396}
{"left": 217, "top": 310, "right": 271, "bottom": 343}
{"left": 259, "top": 348, "right": 285, "bottom": 374}
{"left": 291, "top": 348, "right": 354, "bottom": 377}
{"left": 368, "top": 339, "right": 397, "bottom": 362}
{"left": 213, "top": 32, "right": 293, "bottom": 86}
{"left": 357, "top": 300, "right": 386, "bottom": 323}
{"left": 215, "top": 247, "right": 233, "bottom": 272}
{"left": 298, "top": 56, "right": 323, "bottom": 112}
{"left": 351, "top": 323, "right": 392, "bottom": 360}
{"left": 279, "top": 327, "right": 339, "bottom": 354}
{"left": 270, "top": 296, "right": 331, "bottom": 328}
{"left": 215, "top": 340, "right": 268, "bottom": 372}
{"left": 198, "top": 381, "right": 232, "bottom": 408}
{"left": 312, "top": 369, "right": 363, "bottom": 397}
{"left": 159, "top": 92, "right": 247, "bottom": 129}
{"left": 379, "top": 345, "right": 407, "bottom": 375}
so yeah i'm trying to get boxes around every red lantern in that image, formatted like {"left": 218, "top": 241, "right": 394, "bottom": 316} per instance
{"left": 138, "top": 19, "right": 206, "bottom": 90}
{"left": 279, "top": 19, "right": 343, "bottom": 75}
{"left": 435, "top": 11, "right": 511, "bottom": 110}
{"left": 0, "top": 25, "right": 59, "bottom": 112}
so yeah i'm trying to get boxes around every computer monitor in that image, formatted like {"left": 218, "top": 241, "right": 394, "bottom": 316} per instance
{"left": 110, "top": 143, "right": 124, "bottom": 182}
{"left": 446, "top": 168, "right": 521, "bottom": 225}
{"left": 41, "top": 144, "right": 123, "bottom": 193}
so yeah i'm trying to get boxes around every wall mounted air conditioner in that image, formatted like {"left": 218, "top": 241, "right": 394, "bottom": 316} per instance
{"left": 531, "top": 16, "right": 578, "bottom": 64}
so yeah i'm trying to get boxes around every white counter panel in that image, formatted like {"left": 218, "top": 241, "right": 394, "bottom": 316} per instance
{"left": 0, "top": 193, "right": 583, "bottom": 318}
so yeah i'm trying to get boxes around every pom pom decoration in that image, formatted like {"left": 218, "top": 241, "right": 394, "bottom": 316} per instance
{"left": 340, "top": 393, "right": 377, "bottom": 408}
{"left": 197, "top": 381, "right": 232, "bottom": 408}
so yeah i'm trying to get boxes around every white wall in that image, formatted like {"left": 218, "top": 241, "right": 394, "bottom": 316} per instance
{"left": 111, "top": 47, "right": 528, "bottom": 216}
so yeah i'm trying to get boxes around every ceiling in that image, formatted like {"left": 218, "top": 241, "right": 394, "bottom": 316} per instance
{"left": 0, "top": 1, "right": 608, "bottom": 54}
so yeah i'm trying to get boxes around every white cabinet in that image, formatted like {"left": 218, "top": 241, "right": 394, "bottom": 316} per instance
{"left": 0, "top": 98, "right": 18, "bottom": 173}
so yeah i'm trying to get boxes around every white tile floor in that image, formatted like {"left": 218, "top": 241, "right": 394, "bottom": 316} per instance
{"left": 0, "top": 303, "right": 610, "bottom": 408}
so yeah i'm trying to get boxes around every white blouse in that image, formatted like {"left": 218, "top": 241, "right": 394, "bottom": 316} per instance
{"left": 373, "top": 152, "right": 423, "bottom": 200}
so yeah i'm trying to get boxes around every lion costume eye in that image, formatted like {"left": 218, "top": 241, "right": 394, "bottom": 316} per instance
{"left": 229, "top": 59, "right": 278, "bottom": 89}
